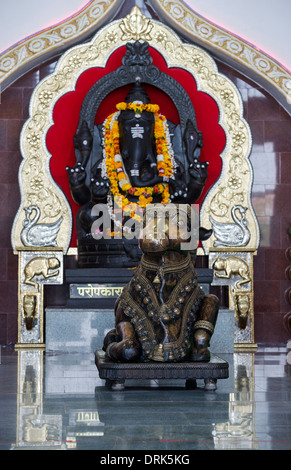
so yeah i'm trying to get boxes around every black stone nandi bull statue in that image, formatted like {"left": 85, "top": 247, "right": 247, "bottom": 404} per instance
{"left": 103, "top": 204, "right": 219, "bottom": 363}
{"left": 66, "top": 42, "right": 212, "bottom": 267}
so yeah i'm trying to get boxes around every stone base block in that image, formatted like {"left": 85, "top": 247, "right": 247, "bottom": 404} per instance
{"left": 95, "top": 350, "right": 229, "bottom": 391}
{"left": 45, "top": 308, "right": 114, "bottom": 353}
{"left": 45, "top": 307, "right": 234, "bottom": 354}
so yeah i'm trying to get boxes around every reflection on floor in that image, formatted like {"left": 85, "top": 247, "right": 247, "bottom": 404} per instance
{"left": 0, "top": 346, "right": 290, "bottom": 450}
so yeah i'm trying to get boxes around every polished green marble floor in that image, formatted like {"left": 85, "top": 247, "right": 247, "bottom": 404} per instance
{"left": 0, "top": 346, "right": 290, "bottom": 451}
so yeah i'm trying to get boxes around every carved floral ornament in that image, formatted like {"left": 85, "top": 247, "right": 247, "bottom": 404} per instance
{"left": 12, "top": 6, "right": 259, "bottom": 254}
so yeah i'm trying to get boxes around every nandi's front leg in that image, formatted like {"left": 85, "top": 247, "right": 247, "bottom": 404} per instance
{"left": 191, "top": 294, "right": 219, "bottom": 362}
{"left": 106, "top": 321, "right": 141, "bottom": 362}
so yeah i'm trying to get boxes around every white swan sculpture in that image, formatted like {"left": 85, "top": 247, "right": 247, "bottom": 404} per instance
{"left": 21, "top": 205, "right": 63, "bottom": 247}
{"left": 210, "top": 205, "right": 250, "bottom": 247}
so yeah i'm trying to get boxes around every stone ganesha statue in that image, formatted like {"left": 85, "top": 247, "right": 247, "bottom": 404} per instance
{"left": 67, "top": 81, "right": 208, "bottom": 238}
{"left": 103, "top": 204, "right": 219, "bottom": 363}
{"left": 66, "top": 41, "right": 212, "bottom": 267}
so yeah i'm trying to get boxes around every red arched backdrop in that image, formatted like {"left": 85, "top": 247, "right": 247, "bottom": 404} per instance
{"left": 46, "top": 46, "right": 226, "bottom": 247}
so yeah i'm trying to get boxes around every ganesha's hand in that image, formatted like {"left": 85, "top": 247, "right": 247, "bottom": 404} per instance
{"left": 168, "top": 172, "right": 188, "bottom": 202}
{"left": 189, "top": 158, "right": 209, "bottom": 184}
{"left": 90, "top": 174, "right": 110, "bottom": 199}
{"left": 66, "top": 162, "right": 86, "bottom": 187}
{"left": 169, "top": 185, "right": 188, "bottom": 202}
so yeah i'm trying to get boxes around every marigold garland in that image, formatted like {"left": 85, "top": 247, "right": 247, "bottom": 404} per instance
{"left": 116, "top": 102, "right": 160, "bottom": 114}
{"left": 102, "top": 102, "right": 176, "bottom": 229}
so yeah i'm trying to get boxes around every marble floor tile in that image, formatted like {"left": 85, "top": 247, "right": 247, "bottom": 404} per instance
{"left": 0, "top": 346, "right": 290, "bottom": 451}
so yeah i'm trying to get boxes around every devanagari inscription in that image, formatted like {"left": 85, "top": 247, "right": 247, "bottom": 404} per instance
{"left": 70, "top": 283, "right": 124, "bottom": 299}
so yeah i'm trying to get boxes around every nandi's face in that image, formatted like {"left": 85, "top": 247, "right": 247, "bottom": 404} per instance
{"left": 139, "top": 204, "right": 198, "bottom": 253}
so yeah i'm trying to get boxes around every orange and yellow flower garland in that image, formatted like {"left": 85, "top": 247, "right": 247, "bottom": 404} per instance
{"left": 103, "top": 102, "right": 175, "bottom": 219}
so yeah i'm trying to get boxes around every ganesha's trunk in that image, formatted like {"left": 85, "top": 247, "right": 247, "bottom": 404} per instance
{"left": 120, "top": 117, "right": 166, "bottom": 188}
{"left": 129, "top": 172, "right": 164, "bottom": 188}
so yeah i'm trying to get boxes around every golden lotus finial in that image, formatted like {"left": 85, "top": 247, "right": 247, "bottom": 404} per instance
{"left": 120, "top": 6, "right": 153, "bottom": 41}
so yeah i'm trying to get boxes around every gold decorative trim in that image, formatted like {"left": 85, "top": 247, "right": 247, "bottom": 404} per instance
{"left": 209, "top": 251, "right": 256, "bottom": 348}
{"left": 0, "top": 0, "right": 124, "bottom": 91}
{"left": 149, "top": 0, "right": 291, "bottom": 111}
{"left": 15, "top": 343, "right": 46, "bottom": 350}
{"left": 16, "top": 249, "right": 63, "bottom": 347}
{"left": 234, "top": 343, "right": 258, "bottom": 352}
